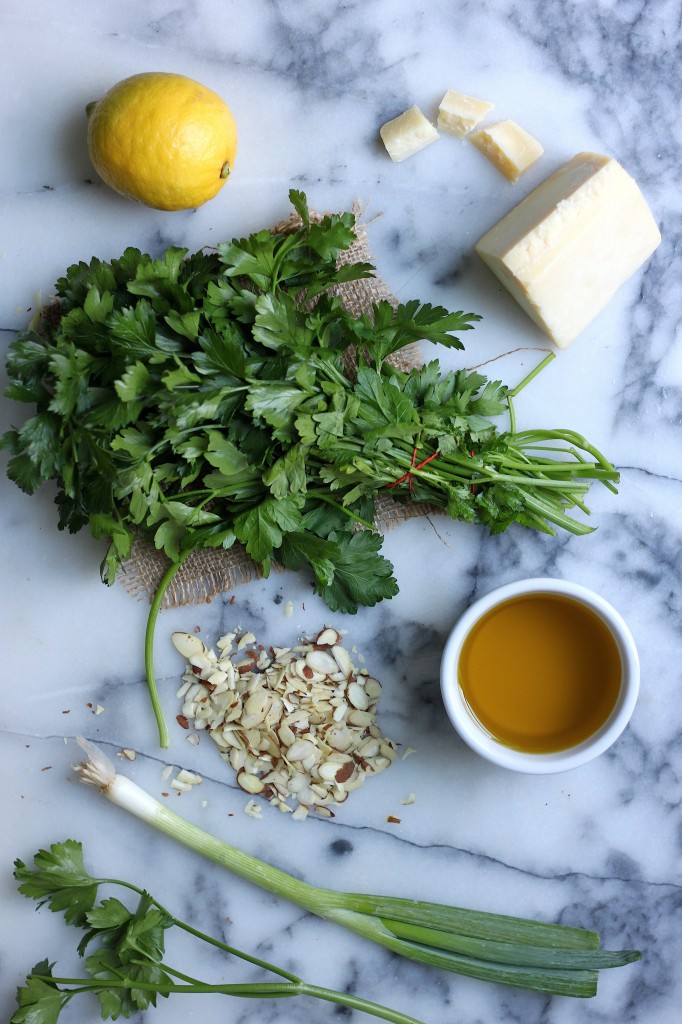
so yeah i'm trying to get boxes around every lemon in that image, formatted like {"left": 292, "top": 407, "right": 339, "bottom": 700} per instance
{"left": 86, "top": 72, "right": 238, "bottom": 211}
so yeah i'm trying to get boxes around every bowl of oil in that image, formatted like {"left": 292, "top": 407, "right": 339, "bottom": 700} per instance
{"left": 440, "top": 578, "right": 639, "bottom": 773}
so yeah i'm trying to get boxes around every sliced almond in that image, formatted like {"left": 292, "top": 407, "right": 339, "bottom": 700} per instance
{"left": 207, "top": 669, "right": 228, "bottom": 686}
{"left": 171, "top": 779, "right": 192, "bottom": 792}
{"left": 363, "top": 677, "right": 383, "bottom": 700}
{"left": 331, "top": 644, "right": 353, "bottom": 677}
{"left": 305, "top": 649, "right": 339, "bottom": 675}
{"left": 318, "top": 761, "right": 341, "bottom": 782}
{"left": 316, "top": 627, "right": 341, "bottom": 647}
{"left": 237, "top": 771, "right": 265, "bottom": 794}
{"left": 348, "top": 709, "right": 374, "bottom": 728}
{"left": 286, "top": 738, "right": 317, "bottom": 762}
{"left": 347, "top": 681, "right": 370, "bottom": 711}
{"left": 229, "top": 748, "right": 247, "bottom": 771}
{"left": 172, "top": 632, "right": 206, "bottom": 659}
{"left": 334, "top": 760, "right": 356, "bottom": 784}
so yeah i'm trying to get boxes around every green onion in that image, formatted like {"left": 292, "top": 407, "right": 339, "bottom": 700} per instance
{"left": 74, "top": 738, "right": 640, "bottom": 998}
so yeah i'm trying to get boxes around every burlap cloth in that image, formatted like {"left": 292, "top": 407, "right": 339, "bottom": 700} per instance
{"left": 120, "top": 211, "right": 436, "bottom": 607}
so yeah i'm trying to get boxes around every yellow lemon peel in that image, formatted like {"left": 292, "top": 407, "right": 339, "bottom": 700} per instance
{"left": 86, "top": 72, "right": 237, "bottom": 211}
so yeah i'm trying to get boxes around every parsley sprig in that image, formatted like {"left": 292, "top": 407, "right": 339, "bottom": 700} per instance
{"left": 1, "top": 190, "right": 619, "bottom": 745}
{"left": 12, "top": 840, "right": 424, "bottom": 1024}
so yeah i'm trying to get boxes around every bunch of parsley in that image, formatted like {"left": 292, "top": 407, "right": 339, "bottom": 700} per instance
{"left": 1, "top": 190, "right": 618, "bottom": 744}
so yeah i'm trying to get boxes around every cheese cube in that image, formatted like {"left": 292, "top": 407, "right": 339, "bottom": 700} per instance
{"left": 470, "top": 120, "right": 544, "bottom": 181}
{"left": 379, "top": 105, "right": 439, "bottom": 162}
{"left": 475, "top": 152, "right": 661, "bottom": 348}
{"left": 437, "top": 89, "right": 494, "bottom": 138}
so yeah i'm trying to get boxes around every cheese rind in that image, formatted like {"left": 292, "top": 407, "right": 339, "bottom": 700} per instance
{"left": 379, "top": 105, "right": 439, "bottom": 162}
{"left": 470, "top": 120, "right": 544, "bottom": 181}
{"left": 475, "top": 152, "right": 661, "bottom": 348}
{"left": 437, "top": 89, "right": 493, "bottom": 138}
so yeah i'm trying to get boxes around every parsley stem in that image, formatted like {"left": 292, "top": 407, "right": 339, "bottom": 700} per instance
{"left": 313, "top": 491, "right": 377, "bottom": 530}
{"left": 508, "top": 393, "right": 517, "bottom": 433}
{"left": 158, "top": 963, "right": 425, "bottom": 1022}
{"left": 31, "top": 972, "right": 423, "bottom": 1023}
{"left": 144, "top": 550, "right": 193, "bottom": 748}
{"left": 520, "top": 492, "right": 594, "bottom": 535}
{"left": 109, "top": 878, "right": 300, "bottom": 982}
{"left": 507, "top": 351, "right": 556, "bottom": 397}
{"left": 505, "top": 351, "right": 556, "bottom": 440}
{"left": 373, "top": 442, "right": 615, "bottom": 490}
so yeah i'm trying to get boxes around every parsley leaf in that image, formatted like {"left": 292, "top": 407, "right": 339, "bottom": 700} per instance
{"left": 245, "top": 380, "right": 307, "bottom": 439}
{"left": 319, "top": 531, "right": 399, "bottom": 613}
{"left": 234, "top": 496, "right": 303, "bottom": 566}
{"left": 14, "top": 840, "right": 102, "bottom": 927}
{"left": 348, "top": 300, "right": 480, "bottom": 367}
{"left": 13, "top": 961, "right": 68, "bottom": 1024}
{"left": 261, "top": 444, "right": 308, "bottom": 498}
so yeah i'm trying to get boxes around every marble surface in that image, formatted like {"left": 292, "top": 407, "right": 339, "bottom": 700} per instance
{"left": 1, "top": 2, "right": 681, "bottom": 1023}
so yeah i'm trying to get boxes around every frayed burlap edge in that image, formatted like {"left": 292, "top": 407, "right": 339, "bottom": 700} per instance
{"left": 120, "top": 211, "right": 437, "bottom": 607}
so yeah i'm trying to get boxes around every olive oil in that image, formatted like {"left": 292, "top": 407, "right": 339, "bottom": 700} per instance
{"left": 458, "top": 593, "right": 622, "bottom": 754}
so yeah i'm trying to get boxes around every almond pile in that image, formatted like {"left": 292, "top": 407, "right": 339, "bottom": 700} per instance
{"left": 172, "top": 627, "right": 398, "bottom": 820}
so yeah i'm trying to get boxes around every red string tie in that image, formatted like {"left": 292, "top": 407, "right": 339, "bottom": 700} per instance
{"left": 386, "top": 446, "right": 440, "bottom": 494}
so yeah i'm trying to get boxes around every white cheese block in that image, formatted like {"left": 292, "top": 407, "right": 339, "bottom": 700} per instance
{"left": 470, "top": 120, "right": 544, "bottom": 181}
{"left": 437, "top": 89, "right": 493, "bottom": 138}
{"left": 475, "top": 152, "right": 661, "bottom": 348}
{"left": 379, "top": 105, "right": 439, "bottom": 162}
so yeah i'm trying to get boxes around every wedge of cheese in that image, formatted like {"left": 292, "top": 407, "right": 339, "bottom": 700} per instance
{"left": 475, "top": 152, "right": 661, "bottom": 348}
{"left": 437, "top": 89, "right": 493, "bottom": 138}
{"left": 470, "top": 120, "right": 544, "bottom": 181}
{"left": 379, "top": 105, "right": 439, "bottom": 162}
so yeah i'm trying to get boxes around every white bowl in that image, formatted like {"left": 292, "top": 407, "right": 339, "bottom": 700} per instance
{"left": 440, "top": 578, "right": 640, "bottom": 774}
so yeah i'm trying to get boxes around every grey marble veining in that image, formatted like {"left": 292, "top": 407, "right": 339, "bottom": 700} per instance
{"left": 2, "top": 1, "right": 682, "bottom": 1023}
